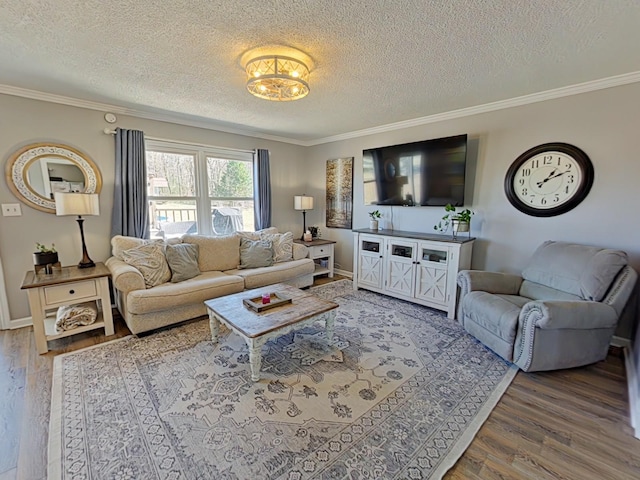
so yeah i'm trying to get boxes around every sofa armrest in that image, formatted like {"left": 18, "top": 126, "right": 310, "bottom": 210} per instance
{"left": 105, "top": 257, "right": 145, "bottom": 294}
{"left": 520, "top": 300, "right": 618, "bottom": 330}
{"left": 292, "top": 243, "right": 309, "bottom": 260}
{"left": 456, "top": 270, "right": 523, "bottom": 323}
{"left": 457, "top": 270, "right": 523, "bottom": 296}
{"left": 515, "top": 299, "right": 619, "bottom": 371}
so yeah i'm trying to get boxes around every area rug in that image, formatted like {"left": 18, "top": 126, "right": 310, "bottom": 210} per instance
{"left": 48, "top": 280, "right": 517, "bottom": 479}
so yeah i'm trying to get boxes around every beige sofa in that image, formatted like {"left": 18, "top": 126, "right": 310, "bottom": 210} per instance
{"left": 105, "top": 231, "right": 315, "bottom": 334}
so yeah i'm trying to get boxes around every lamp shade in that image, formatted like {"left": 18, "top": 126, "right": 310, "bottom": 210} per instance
{"left": 54, "top": 193, "right": 100, "bottom": 216}
{"left": 294, "top": 195, "right": 314, "bottom": 211}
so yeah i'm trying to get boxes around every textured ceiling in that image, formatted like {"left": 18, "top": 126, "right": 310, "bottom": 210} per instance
{"left": 1, "top": 1, "right": 640, "bottom": 143}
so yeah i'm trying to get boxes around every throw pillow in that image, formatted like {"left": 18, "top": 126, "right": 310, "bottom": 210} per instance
{"left": 121, "top": 242, "right": 171, "bottom": 288}
{"left": 260, "top": 231, "right": 293, "bottom": 263}
{"left": 238, "top": 238, "right": 274, "bottom": 269}
{"left": 237, "top": 227, "right": 279, "bottom": 241}
{"left": 111, "top": 235, "right": 157, "bottom": 260}
{"left": 165, "top": 243, "right": 200, "bottom": 283}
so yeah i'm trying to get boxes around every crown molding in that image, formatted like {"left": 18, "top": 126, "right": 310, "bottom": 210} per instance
{"left": 0, "top": 84, "right": 309, "bottom": 146}
{"left": 306, "top": 71, "right": 640, "bottom": 146}
{"left": 2, "top": 71, "right": 640, "bottom": 148}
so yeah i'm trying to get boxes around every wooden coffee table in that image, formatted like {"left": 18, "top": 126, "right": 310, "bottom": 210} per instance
{"left": 204, "top": 283, "right": 338, "bottom": 381}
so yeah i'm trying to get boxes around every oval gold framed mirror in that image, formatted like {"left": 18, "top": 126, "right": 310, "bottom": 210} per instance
{"left": 5, "top": 143, "right": 102, "bottom": 214}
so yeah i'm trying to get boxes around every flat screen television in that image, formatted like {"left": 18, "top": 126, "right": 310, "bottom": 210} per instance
{"left": 363, "top": 134, "right": 467, "bottom": 206}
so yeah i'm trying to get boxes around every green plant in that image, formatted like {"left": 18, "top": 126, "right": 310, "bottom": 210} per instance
{"left": 434, "top": 204, "right": 474, "bottom": 232}
{"left": 35, "top": 242, "right": 56, "bottom": 253}
{"left": 368, "top": 210, "right": 382, "bottom": 220}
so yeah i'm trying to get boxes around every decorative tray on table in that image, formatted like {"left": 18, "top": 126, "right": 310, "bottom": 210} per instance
{"left": 243, "top": 293, "right": 292, "bottom": 312}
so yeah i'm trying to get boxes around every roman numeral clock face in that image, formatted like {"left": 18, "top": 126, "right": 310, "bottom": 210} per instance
{"left": 504, "top": 143, "right": 594, "bottom": 217}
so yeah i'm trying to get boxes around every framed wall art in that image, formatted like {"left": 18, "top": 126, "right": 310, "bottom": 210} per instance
{"left": 326, "top": 157, "right": 353, "bottom": 229}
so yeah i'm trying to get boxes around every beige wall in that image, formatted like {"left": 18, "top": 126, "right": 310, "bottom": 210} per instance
{"left": 306, "top": 82, "right": 640, "bottom": 338}
{"left": 0, "top": 94, "right": 306, "bottom": 321}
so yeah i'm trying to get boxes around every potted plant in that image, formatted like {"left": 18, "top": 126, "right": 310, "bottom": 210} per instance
{"left": 33, "top": 242, "right": 58, "bottom": 267}
{"left": 368, "top": 210, "right": 382, "bottom": 230}
{"left": 434, "top": 204, "right": 474, "bottom": 238}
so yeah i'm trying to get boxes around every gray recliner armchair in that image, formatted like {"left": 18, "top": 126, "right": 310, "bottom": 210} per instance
{"left": 457, "top": 241, "right": 637, "bottom": 372}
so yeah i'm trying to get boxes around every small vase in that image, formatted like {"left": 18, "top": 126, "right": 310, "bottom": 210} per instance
{"left": 451, "top": 220, "right": 470, "bottom": 239}
{"left": 369, "top": 219, "right": 379, "bottom": 230}
{"left": 33, "top": 251, "right": 58, "bottom": 266}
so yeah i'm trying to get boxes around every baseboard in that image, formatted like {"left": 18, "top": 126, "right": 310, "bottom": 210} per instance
{"left": 5, "top": 303, "right": 118, "bottom": 331}
{"left": 612, "top": 335, "right": 632, "bottom": 348}
{"left": 334, "top": 268, "right": 353, "bottom": 278}
{"left": 624, "top": 345, "right": 640, "bottom": 439}
{"left": 10, "top": 316, "right": 33, "bottom": 329}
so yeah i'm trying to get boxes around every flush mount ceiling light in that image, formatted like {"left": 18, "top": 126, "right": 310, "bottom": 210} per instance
{"left": 241, "top": 46, "right": 313, "bottom": 101}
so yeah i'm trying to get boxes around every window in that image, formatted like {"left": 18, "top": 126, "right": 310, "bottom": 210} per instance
{"left": 146, "top": 140, "right": 255, "bottom": 239}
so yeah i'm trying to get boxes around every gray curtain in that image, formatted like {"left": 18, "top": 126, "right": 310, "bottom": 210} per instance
{"left": 254, "top": 149, "right": 271, "bottom": 229}
{"left": 111, "top": 128, "right": 149, "bottom": 239}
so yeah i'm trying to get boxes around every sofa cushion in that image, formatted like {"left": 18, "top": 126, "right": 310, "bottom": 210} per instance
{"left": 239, "top": 238, "right": 274, "bottom": 269}
{"left": 182, "top": 234, "right": 240, "bottom": 272}
{"left": 126, "top": 271, "right": 244, "bottom": 315}
{"left": 121, "top": 243, "right": 171, "bottom": 288}
{"left": 165, "top": 243, "right": 200, "bottom": 282}
{"left": 225, "top": 259, "right": 315, "bottom": 289}
{"left": 522, "top": 241, "right": 627, "bottom": 301}
{"left": 462, "top": 291, "right": 523, "bottom": 344}
{"left": 519, "top": 280, "right": 583, "bottom": 302}
{"left": 260, "top": 231, "right": 293, "bottom": 263}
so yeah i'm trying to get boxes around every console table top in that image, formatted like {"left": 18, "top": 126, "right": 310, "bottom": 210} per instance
{"left": 293, "top": 238, "right": 336, "bottom": 246}
{"left": 21, "top": 262, "right": 110, "bottom": 289}
{"left": 352, "top": 228, "right": 475, "bottom": 244}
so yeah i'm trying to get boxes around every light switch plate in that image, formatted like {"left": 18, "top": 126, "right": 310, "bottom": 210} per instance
{"left": 2, "top": 203, "right": 22, "bottom": 216}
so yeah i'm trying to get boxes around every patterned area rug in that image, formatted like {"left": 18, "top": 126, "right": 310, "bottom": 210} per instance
{"left": 49, "top": 280, "right": 516, "bottom": 479}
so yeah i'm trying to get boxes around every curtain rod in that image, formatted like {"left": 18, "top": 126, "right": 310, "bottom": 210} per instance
{"left": 102, "top": 128, "right": 256, "bottom": 154}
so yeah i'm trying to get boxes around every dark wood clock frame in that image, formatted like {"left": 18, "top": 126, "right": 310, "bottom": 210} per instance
{"left": 504, "top": 142, "right": 594, "bottom": 217}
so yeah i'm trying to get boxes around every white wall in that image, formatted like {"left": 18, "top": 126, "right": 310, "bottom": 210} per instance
{"left": 306, "top": 82, "right": 640, "bottom": 338}
{"left": 0, "top": 94, "right": 306, "bottom": 321}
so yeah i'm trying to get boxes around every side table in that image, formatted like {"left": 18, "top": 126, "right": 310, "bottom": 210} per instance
{"left": 294, "top": 238, "right": 336, "bottom": 278}
{"left": 21, "top": 262, "right": 115, "bottom": 354}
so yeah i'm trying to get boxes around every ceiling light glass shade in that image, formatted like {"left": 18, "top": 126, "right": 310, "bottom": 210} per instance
{"left": 245, "top": 55, "right": 310, "bottom": 101}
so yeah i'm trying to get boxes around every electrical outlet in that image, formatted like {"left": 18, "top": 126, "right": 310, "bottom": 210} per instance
{"left": 2, "top": 203, "right": 22, "bottom": 216}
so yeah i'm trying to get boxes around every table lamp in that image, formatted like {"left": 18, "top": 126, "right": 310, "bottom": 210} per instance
{"left": 293, "top": 195, "right": 314, "bottom": 240}
{"left": 54, "top": 192, "right": 100, "bottom": 268}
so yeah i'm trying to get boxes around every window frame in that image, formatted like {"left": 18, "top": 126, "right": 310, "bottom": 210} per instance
{"left": 146, "top": 139, "right": 255, "bottom": 237}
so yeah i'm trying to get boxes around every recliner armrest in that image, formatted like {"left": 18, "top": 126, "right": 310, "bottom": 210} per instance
{"left": 520, "top": 300, "right": 618, "bottom": 330}
{"left": 105, "top": 256, "right": 145, "bottom": 294}
{"left": 457, "top": 270, "right": 523, "bottom": 296}
{"left": 603, "top": 265, "right": 638, "bottom": 317}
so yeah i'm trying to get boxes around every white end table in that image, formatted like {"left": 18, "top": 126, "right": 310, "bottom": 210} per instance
{"left": 21, "top": 262, "right": 115, "bottom": 354}
{"left": 294, "top": 238, "right": 336, "bottom": 278}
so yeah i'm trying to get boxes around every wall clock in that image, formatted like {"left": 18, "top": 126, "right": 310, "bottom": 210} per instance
{"left": 504, "top": 142, "right": 594, "bottom": 217}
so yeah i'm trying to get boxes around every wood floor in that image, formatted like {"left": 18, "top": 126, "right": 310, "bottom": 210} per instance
{"left": 1, "top": 277, "right": 639, "bottom": 479}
